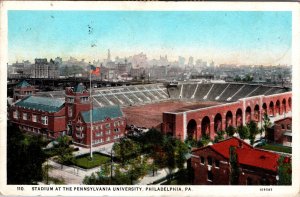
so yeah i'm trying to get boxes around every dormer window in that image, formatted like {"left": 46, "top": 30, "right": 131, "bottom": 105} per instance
{"left": 81, "top": 97, "right": 89, "bottom": 103}
{"left": 67, "top": 97, "right": 74, "bottom": 103}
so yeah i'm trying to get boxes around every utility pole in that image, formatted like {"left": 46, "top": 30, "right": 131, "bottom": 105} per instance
{"left": 110, "top": 150, "right": 113, "bottom": 184}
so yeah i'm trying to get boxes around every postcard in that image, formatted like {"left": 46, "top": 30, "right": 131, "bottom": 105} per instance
{"left": 0, "top": 1, "right": 299, "bottom": 196}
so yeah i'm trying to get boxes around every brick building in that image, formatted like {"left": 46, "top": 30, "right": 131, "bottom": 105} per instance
{"left": 190, "top": 137, "right": 281, "bottom": 185}
{"left": 9, "top": 82, "right": 126, "bottom": 147}
{"left": 9, "top": 96, "right": 66, "bottom": 139}
{"left": 266, "top": 117, "right": 292, "bottom": 146}
{"left": 13, "top": 81, "right": 36, "bottom": 102}
{"left": 162, "top": 92, "right": 292, "bottom": 141}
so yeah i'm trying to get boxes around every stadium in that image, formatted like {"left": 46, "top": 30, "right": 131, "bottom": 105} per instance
{"left": 38, "top": 81, "right": 292, "bottom": 141}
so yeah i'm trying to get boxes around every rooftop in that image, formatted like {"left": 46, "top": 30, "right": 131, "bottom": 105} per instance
{"left": 193, "top": 137, "right": 280, "bottom": 172}
{"left": 170, "top": 102, "right": 222, "bottom": 113}
{"left": 15, "top": 80, "right": 32, "bottom": 88}
{"left": 73, "top": 83, "right": 86, "bottom": 93}
{"left": 15, "top": 96, "right": 64, "bottom": 113}
{"left": 81, "top": 105, "right": 123, "bottom": 123}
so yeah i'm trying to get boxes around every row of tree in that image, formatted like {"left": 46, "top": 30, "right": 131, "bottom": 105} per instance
{"left": 83, "top": 129, "right": 190, "bottom": 185}
{"left": 185, "top": 113, "right": 272, "bottom": 148}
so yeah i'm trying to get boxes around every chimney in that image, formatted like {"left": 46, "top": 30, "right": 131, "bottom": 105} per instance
{"left": 238, "top": 140, "right": 243, "bottom": 148}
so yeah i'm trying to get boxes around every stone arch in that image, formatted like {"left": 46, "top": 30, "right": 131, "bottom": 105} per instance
{"left": 275, "top": 100, "right": 281, "bottom": 115}
{"left": 254, "top": 105, "right": 260, "bottom": 122}
{"left": 246, "top": 106, "right": 251, "bottom": 124}
{"left": 282, "top": 98, "right": 287, "bottom": 114}
{"left": 269, "top": 101, "right": 274, "bottom": 116}
{"left": 201, "top": 116, "right": 210, "bottom": 137}
{"left": 288, "top": 97, "right": 292, "bottom": 111}
{"left": 187, "top": 119, "right": 197, "bottom": 140}
{"left": 225, "top": 111, "right": 233, "bottom": 128}
{"left": 236, "top": 108, "right": 243, "bottom": 127}
{"left": 214, "top": 113, "right": 222, "bottom": 132}
{"left": 262, "top": 103, "right": 267, "bottom": 115}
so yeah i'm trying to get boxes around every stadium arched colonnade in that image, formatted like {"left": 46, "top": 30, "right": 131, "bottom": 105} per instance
{"left": 162, "top": 92, "right": 292, "bottom": 141}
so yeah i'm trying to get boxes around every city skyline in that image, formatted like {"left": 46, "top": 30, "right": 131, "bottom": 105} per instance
{"left": 8, "top": 11, "right": 291, "bottom": 65}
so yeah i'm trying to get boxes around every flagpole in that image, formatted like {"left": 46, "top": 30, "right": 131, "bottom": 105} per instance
{"left": 89, "top": 65, "right": 93, "bottom": 159}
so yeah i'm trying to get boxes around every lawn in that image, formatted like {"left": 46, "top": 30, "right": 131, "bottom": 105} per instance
{"left": 73, "top": 152, "right": 110, "bottom": 169}
{"left": 257, "top": 143, "right": 292, "bottom": 154}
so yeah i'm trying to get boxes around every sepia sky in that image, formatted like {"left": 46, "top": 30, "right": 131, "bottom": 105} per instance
{"left": 8, "top": 11, "right": 291, "bottom": 65}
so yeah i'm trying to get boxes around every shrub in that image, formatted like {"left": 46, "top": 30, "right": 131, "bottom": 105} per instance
{"left": 226, "top": 126, "right": 236, "bottom": 137}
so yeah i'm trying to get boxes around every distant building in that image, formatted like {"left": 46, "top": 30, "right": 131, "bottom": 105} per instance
{"left": 150, "top": 66, "right": 167, "bottom": 79}
{"left": 13, "top": 81, "right": 36, "bottom": 102}
{"left": 130, "top": 67, "right": 145, "bottom": 80}
{"left": 9, "top": 61, "right": 31, "bottom": 78}
{"left": 266, "top": 117, "right": 292, "bottom": 147}
{"left": 31, "top": 58, "right": 59, "bottom": 78}
{"left": 9, "top": 82, "right": 126, "bottom": 147}
{"left": 130, "top": 53, "right": 148, "bottom": 68}
{"left": 190, "top": 137, "right": 283, "bottom": 185}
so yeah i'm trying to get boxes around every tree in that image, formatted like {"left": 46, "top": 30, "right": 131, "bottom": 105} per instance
{"left": 262, "top": 113, "right": 271, "bottom": 136}
{"left": 175, "top": 139, "right": 189, "bottom": 170}
{"left": 7, "top": 123, "right": 46, "bottom": 184}
{"left": 197, "top": 134, "right": 211, "bottom": 147}
{"left": 54, "top": 135, "right": 74, "bottom": 169}
{"left": 278, "top": 156, "right": 292, "bottom": 185}
{"left": 162, "top": 136, "right": 176, "bottom": 178}
{"left": 237, "top": 126, "right": 250, "bottom": 140}
{"left": 226, "top": 126, "right": 236, "bottom": 137}
{"left": 247, "top": 121, "right": 258, "bottom": 145}
{"left": 234, "top": 75, "right": 242, "bottom": 82}
{"left": 214, "top": 130, "right": 225, "bottom": 143}
{"left": 113, "top": 137, "right": 141, "bottom": 166}
{"left": 229, "top": 146, "right": 239, "bottom": 185}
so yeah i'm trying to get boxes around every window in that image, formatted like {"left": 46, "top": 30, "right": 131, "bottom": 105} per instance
{"left": 287, "top": 124, "right": 291, "bottom": 130}
{"left": 207, "top": 157, "right": 212, "bottom": 166}
{"left": 200, "top": 156, "right": 205, "bottom": 165}
{"left": 81, "top": 97, "right": 89, "bottom": 103}
{"left": 207, "top": 171, "right": 213, "bottom": 182}
{"left": 106, "top": 137, "right": 110, "bottom": 142}
{"left": 96, "top": 132, "right": 103, "bottom": 137}
{"left": 114, "top": 121, "right": 121, "bottom": 127}
{"left": 105, "top": 123, "right": 110, "bottom": 128}
{"left": 32, "top": 114, "right": 37, "bottom": 122}
{"left": 13, "top": 111, "right": 19, "bottom": 119}
{"left": 68, "top": 107, "right": 73, "bottom": 117}
{"left": 23, "top": 113, "right": 28, "bottom": 120}
{"left": 67, "top": 97, "right": 74, "bottom": 103}
{"left": 215, "top": 160, "right": 220, "bottom": 168}
{"left": 106, "top": 130, "right": 111, "bottom": 135}
{"left": 114, "top": 128, "right": 120, "bottom": 133}
{"left": 41, "top": 116, "right": 48, "bottom": 125}
{"left": 281, "top": 124, "right": 285, "bottom": 129}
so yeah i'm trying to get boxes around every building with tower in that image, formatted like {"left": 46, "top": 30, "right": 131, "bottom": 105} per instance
{"left": 9, "top": 81, "right": 126, "bottom": 147}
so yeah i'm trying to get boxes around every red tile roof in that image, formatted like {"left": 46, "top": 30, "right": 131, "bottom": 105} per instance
{"left": 210, "top": 137, "right": 280, "bottom": 172}
{"left": 236, "top": 148, "right": 280, "bottom": 172}
{"left": 211, "top": 137, "right": 252, "bottom": 159}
